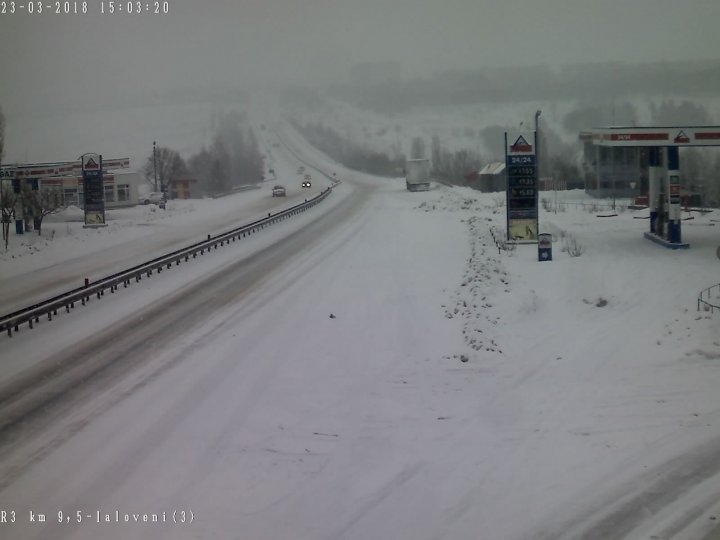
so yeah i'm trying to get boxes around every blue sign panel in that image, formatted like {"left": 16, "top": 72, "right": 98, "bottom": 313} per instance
{"left": 81, "top": 153, "right": 106, "bottom": 226}
{"left": 505, "top": 132, "right": 538, "bottom": 241}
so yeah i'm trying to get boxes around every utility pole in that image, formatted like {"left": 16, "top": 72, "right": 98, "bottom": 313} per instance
{"left": 153, "top": 141, "right": 158, "bottom": 192}
{"left": 535, "top": 110, "right": 542, "bottom": 173}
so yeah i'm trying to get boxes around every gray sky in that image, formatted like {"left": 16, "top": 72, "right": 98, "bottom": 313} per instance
{"left": 1, "top": 0, "right": 719, "bottom": 120}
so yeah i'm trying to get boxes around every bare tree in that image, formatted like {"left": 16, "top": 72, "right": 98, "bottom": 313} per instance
{"left": 208, "top": 135, "right": 230, "bottom": 193}
{"left": 187, "top": 146, "right": 213, "bottom": 195}
{"left": 22, "top": 185, "right": 65, "bottom": 236}
{"left": 142, "top": 146, "right": 188, "bottom": 195}
{"left": 1, "top": 183, "right": 16, "bottom": 250}
{"left": 0, "top": 105, "right": 11, "bottom": 249}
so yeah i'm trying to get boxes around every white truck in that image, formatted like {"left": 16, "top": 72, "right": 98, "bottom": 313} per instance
{"left": 405, "top": 159, "right": 431, "bottom": 192}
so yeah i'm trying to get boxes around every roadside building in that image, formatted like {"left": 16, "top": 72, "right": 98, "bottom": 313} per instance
{"left": 167, "top": 178, "right": 199, "bottom": 199}
{"left": 477, "top": 162, "right": 506, "bottom": 192}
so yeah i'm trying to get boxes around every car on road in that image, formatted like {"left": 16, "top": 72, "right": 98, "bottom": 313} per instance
{"left": 272, "top": 185, "right": 286, "bottom": 197}
{"left": 138, "top": 192, "right": 165, "bottom": 205}
{"left": 302, "top": 180, "right": 311, "bottom": 188}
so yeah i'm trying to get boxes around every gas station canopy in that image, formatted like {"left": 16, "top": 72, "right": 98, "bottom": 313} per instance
{"left": 589, "top": 126, "right": 720, "bottom": 147}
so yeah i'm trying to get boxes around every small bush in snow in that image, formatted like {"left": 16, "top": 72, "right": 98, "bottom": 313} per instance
{"left": 563, "top": 234, "right": 585, "bottom": 257}
{"left": 541, "top": 198, "right": 552, "bottom": 212}
{"left": 499, "top": 239, "right": 516, "bottom": 255}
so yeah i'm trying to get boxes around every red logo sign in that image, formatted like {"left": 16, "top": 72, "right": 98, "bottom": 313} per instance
{"left": 674, "top": 131, "right": 690, "bottom": 144}
{"left": 510, "top": 135, "right": 533, "bottom": 153}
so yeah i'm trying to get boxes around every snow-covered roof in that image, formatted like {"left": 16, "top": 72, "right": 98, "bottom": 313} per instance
{"left": 479, "top": 162, "right": 506, "bottom": 176}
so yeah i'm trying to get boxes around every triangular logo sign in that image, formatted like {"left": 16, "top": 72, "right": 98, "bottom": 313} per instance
{"left": 84, "top": 157, "right": 99, "bottom": 169}
{"left": 674, "top": 130, "right": 690, "bottom": 144}
{"left": 510, "top": 135, "right": 533, "bottom": 153}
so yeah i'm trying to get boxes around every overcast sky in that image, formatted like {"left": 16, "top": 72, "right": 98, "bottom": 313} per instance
{"left": 1, "top": 0, "right": 720, "bottom": 159}
{"left": 2, "top": 0, "right": 719, "bottom": 99}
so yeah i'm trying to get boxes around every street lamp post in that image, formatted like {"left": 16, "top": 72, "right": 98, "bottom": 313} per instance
{"left": 153, "top": 141, "right": 158, "bottom": 193}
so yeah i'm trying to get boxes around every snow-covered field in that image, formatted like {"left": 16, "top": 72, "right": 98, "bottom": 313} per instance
{"left": 1, "top": 128, "right": 720, "bottom": 539}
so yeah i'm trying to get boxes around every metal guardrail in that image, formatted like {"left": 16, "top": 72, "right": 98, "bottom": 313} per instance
{"left": 0, "top": 187, "right": 333, "bottom": 337}
{"left": 698, "top": 283, "right": 720, "bottom": 313}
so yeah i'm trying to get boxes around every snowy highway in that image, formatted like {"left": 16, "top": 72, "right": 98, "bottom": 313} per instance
{"left": 0, "top": 177, "right": 328, "bottom": 315}
{"left": 0, "top": 129, "right": 720, "bottom": 540}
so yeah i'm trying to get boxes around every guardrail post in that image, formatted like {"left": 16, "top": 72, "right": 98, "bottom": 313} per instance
{"left": 6, "top": 327, "right": 11, "bottom": 337}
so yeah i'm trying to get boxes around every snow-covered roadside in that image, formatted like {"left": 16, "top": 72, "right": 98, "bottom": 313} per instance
{"left": 0, "top": 138, "right": 330, "bottom": 312}
{"left": 413, "top": 186, "right": 720, "bottom": 538}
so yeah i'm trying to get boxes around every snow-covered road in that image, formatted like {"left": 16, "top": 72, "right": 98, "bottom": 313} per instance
{"left": 0, "top": 125, "right": 719, "bottom": 540}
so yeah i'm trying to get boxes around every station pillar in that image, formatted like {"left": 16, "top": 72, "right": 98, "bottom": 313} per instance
{"left": 666, "top": 146, "right": 682, "bottom": 244}
{"left": 648, "top": 147, "right": 663, "bottom": 235}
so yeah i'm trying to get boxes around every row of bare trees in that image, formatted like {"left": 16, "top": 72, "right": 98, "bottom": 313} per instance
{"left": 141, "top": 110, "right": 263, "bottom": 196}
{"left": 1, "top": 106, "right": 67, "bottom": 248}
{"left": 1, "top": 106, "right": 265, "bottom": 250}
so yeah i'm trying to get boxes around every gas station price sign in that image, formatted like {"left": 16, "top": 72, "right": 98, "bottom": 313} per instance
{"left": 505, "top": 132, "right": 538, "bottom": 241}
